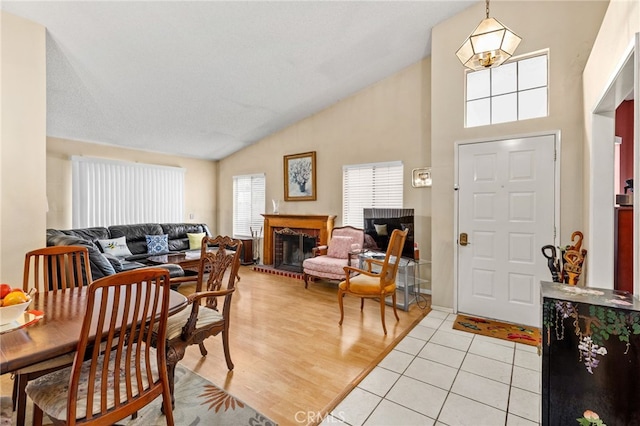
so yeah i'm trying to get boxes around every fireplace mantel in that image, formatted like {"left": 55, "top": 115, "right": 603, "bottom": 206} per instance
{"left": 262, "top": 214, "right": 336, "bottom": 265}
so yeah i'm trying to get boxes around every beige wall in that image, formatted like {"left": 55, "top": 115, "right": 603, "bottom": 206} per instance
{"left": 0, "top": 12, "right": 46, "bottom": 285}
{"left": 219, "top": 59, "right": 432, "bottom": 264}
{"left": 46, "top": 137, "right": 219, "bottom": 233}
{"left": 430, "top": 1, "right": 609, "bottom": 309}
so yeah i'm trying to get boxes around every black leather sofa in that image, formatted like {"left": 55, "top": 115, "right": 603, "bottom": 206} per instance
{"left": 47, "top": 223, "right": 212, "bottom": 279}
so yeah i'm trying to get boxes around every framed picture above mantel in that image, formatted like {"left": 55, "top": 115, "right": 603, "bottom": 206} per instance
{"left": 284, "top": 151, "right": 316, "bottom": 201}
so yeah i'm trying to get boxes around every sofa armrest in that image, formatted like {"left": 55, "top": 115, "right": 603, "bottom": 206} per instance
{"left": 103, "top": 253, "right": 125, "bottom": 272}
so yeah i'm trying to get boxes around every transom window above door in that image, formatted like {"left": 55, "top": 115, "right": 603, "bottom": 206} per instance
{"left": 465, "top": 52, "right": 548, "bottom": 127}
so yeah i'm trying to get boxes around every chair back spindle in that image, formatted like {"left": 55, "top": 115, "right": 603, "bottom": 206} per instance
{"left": 380, "top": 229, "right": 407, "bottom": 286}
{"left": 23, "top": 246, "right": 92, "bottom": 293}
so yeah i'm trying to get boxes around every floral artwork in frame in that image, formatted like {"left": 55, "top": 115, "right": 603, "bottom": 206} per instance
{"left": 284, "top": 151, "right": 316, "bottom": 201}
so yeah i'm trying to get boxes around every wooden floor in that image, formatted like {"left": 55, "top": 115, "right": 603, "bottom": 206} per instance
{"left": 0, "top": 266, "right": 430, "bottom": 425}
{"left": 176, "top": 266, "right": 430, "bottom": 425}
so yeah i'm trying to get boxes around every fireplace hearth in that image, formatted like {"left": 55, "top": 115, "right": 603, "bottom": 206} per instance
{"left": 273, "top": 228, "right": 316, "bottom": 272}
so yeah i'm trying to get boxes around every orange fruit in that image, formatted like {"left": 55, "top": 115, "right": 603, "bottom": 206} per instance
{"left": 0, "top": 284, "right": 11, "bottom": 299}
{"left": 2, "top": 290, "right": 28, "bottom": 306}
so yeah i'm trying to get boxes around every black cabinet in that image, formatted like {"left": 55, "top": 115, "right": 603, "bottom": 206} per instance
{"left": 541, "top": 282, "right": 640, "bottom": 425}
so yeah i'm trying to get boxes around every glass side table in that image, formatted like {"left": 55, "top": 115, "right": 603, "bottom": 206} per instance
{"left": 357, "top": 251, "right": 431, "bottom": 311}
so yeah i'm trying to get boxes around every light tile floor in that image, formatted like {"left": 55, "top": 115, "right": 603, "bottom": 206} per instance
{"left": 323, "top": 310, "right": 542, "bottom": 426}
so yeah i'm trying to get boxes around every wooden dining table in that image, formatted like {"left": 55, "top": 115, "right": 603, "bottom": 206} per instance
{"left": 0, "top": 286, "right": 188, "bottom": 375}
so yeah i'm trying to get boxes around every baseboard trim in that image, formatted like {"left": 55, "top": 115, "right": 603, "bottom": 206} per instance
{"left": 430, "top": 305, "right": 454, "bottom": 314}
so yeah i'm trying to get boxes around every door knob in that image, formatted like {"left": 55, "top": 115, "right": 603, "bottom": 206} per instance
{"left": 459, "top": 233, "right": 470, "bottom": 246}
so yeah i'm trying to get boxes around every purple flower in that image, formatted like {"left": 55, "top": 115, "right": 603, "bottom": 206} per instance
{"left": 577, "top": 336, "right": 607, "bottom": 374}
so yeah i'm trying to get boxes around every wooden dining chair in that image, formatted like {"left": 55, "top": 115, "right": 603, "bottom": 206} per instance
{"left": 338, "top": 228, "right": 408, "bottom": 334}
{"left": 13, "top": 245, "right": 93, "bottom": 426}
{"left": 25, "top": 268, "right": 175, "bottom": 425}
{"left": 23, "top": 245, "right": 92, "bottom": 293}
{"left": 156, "top": 235, "right": 242, "bottom": 406}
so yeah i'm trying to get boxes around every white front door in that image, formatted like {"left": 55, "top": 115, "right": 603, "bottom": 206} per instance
{"left": 457, "top": 134, "right": 556, "bottom": 327}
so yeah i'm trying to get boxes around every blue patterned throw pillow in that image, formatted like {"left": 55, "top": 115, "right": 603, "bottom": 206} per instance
{"left": 146, "top": 234, "right": 169, "bottom": 255}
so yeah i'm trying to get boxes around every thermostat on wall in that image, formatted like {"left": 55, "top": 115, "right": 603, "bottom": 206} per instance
{"left": 412, "top": 168, "right": 432, "bottom": 188}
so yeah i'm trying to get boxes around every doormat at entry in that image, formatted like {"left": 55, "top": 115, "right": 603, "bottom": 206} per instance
{"left": 453, "top": 315, "right": 541, "bottom": 347}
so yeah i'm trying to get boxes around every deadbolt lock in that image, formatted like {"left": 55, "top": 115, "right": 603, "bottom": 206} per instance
{"left": 459, "top": 233, "right": 469, "bottom": 246}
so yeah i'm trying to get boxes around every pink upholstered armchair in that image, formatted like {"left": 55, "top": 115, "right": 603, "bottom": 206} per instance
{"left": 302, "top": 226, "right": 365, "bottom": 288}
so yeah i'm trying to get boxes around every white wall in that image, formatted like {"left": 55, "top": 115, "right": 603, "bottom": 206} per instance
{"left": 0, "top": 12, "right": 47, "bottom": 285}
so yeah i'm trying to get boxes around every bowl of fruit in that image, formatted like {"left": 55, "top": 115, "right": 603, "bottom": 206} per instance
{"left": 0, "top": 284, "right": 36, "bottom": 325}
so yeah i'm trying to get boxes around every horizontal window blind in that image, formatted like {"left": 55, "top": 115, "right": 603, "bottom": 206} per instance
{"left": 72, "top": 156, "right": 185, "bottom": 228}
{"left": 343, "top": 161, "right": 403, "bottom": 228}
{"left": 233, "top": 174, "right": 265, "bottom": 238}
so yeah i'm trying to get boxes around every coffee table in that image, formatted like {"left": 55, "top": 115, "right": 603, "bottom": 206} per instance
{"left": 147, "top": 251, "right": 202, "bottom": 273}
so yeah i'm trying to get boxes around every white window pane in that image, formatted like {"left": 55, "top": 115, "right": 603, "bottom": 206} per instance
{"left": 233, "top": 174, "right": 265, "bottom": 237}
{"left": 465, "top": 53, "right": 547, "bottom": 129}
{"left": 491, "top": 62, "right": 517, "bottom": 96}
{"left": 467, "top": 98, "right": 491, "bottom": 127}
{"left": 491, "top": 93, "right": 517, "bottom": 124}
{"left": 519, "top": 55, "right": 547, "bottom": 90}
{"left": 518, "top": 87, "right": 548, "bottom": 120}
{"left": 466, "top": 69, "right": 490, "bottom": 101}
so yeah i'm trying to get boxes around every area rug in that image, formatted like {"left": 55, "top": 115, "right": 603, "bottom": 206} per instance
{"left": 0, "top": 364, "right": 277, "bottom": 426}
{"left": 452, "top": 314, "right": 541, "bottom": 347}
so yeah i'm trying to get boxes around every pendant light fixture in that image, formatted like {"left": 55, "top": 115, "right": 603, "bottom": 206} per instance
{"left": 456, "top": 0, "right": 521, "bottom": 71}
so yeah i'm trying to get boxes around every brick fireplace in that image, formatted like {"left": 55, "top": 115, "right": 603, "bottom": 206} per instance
{"left": 273, "top": 228, "right": 317, "bottom": 272}
{"left": 261, "top": 214, "right": 336, "bottom": 266}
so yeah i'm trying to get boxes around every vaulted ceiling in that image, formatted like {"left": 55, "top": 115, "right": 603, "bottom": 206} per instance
{"left": 2, "top": 1, "right": 475, "bottom": 160}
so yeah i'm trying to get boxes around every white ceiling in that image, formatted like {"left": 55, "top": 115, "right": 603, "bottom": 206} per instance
{"left": 2, "top": 1, "right": 475, "bottom": 160}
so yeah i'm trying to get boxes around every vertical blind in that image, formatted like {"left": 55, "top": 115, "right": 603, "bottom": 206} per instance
{"left": 233, "top": 173, "right": 265, "bottom": 238}
{"left": 342, "top": 161, "right": 404, "bottom": 228}
{"left": 72, "top": 156, "right": 185, "bottom": 228}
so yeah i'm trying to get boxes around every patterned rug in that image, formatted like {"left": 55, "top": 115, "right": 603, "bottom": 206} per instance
{"left": 0, "top": 364, "right": 277, "bottom": 426}
{"left": 452, "top": 314, "right": 541, "bottom": 347}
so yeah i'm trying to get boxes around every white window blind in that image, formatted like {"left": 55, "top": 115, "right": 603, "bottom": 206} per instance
{"left": 233, "top": 174, "right": 265, "bottom": 238}
{"left": 342, "top": 161, "right": 403, "bottom": 228}
{"left": 72, "top": 156, "right": 185, "bottom": 228}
